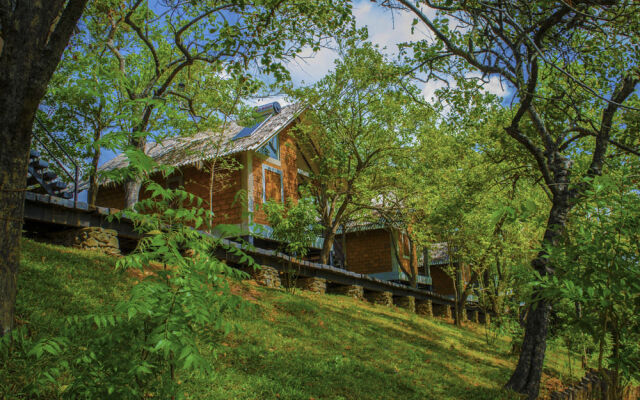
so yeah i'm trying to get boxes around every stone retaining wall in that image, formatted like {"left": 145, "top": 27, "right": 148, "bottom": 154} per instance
{"left": 329, "top": 284, "right": 364, "bottom": 300}
{"left": 365, "top": 291, "right": 393, "bottom": 306}
{"left": 47, "top": 227, "right": 120, "bottom": 256}
{"left": 432, "top": 303, "right": 452, "bottom": 319}
{"left": 253, "top": 266, "right": 281, "bottom": 288}
{"left": 550, "top": 369, "right": 640, "bottom": 400}
{"left": 416, "top": 300, "right": 433, "bottom": 317}
{"left": 394, "top": 296, "right": 415, "bottom": 313}
{"left": 296, "top": 277, "right": 327, "bottom": 294}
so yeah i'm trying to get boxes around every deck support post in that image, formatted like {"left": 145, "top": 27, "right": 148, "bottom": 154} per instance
{"left": 328, "top": 284, "right": 364, "bottom": 300}
{"left": 364, "top": 290, "right": 393, "bottom": 306}
{"left": 253, "top": 266, "right": 281, "bottom": 288}
{"left": 416, "top": 300, "right": 433, "bottom": 317}
{"left": 296, "top": 277, "right": 327, "bottom": 294}
{"left": 394, "top": 295, "right": 416, "bottom": 313}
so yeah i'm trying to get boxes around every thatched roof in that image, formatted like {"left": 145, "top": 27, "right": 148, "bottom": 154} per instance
{"left": 99, "top": 103, "right": 303, "bottom": 174}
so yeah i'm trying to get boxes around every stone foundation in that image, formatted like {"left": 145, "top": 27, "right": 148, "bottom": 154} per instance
{"left": 468, "top": 310, "right": 479, "bottom": 323}
{"left": 433, "top": 303, "right": 452, "bottom": 319}
{"left": 365, "top": 291, "right": 393, "bottom": 306}
{"left": 48, "top": 227, "right": 120, "bottom": 256}
{"left": 253, "top": 266, "right": 281, "bottom": 288}
{"left": 416, "top": 300, "right": 433, "bottom": 317}
{"left": 296, "top": 277, "right": 326, "bottom": 294}
{"left": 394, "top": 296, "right": 416, "bottom": 313}
{"left": 461, "top": 308, "right": 468, "bottom": 322}
{"left": 329, "top": 284, "right": 364, "bottom": 300}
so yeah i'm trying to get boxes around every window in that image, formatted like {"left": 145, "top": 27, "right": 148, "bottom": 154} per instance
{"left": 258, "top": 134, "right": 279, "bottom": 160}
{"left": 262, "top": 165, "right": 283, "bottom": 203}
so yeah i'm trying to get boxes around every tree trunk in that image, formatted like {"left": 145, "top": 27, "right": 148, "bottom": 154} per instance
{"left": 0, "top": 117, "right": 30, "bottom": 336}
{"left": 0, "top": 0, "right": 88, "bottom": 335}
{"left": 408, "top": 235, "right": 418, "bottom": 288}
{"left": 453, "top": 266, "right": 462, "bottom": 326}
{"left": 505, "top": 195, "right": 571, "bottom": 399}
{"left": 320, "top": 226, "right": 337, "bottom": 265}
{"left": 124, "top": 178, "right": 143, "bottom": 209}
{"left": 87, "top": 128, "right": 102, "bottom": 207}
{"left": 505, "top": 298, "right": 551, "bottom": 398}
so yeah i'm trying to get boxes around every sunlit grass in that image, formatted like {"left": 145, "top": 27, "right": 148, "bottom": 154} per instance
{"left": 5, "top": 238, "right": 581, "bottom": 399}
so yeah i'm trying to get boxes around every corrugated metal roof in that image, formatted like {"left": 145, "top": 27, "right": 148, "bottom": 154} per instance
{"left": 98, "top": 103, "right": 303, "bottom": 174}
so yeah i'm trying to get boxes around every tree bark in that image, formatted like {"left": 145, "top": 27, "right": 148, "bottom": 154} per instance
{"left": 124, "top": 179, "right": 143, "bottom": 209}
{"left": 505, "top": 297, "right": 552, "bottom": 398}
{"left": 87, "top": 127, "right": 102, "bottom": 207}
{"left": 0, "top": 0, "right": 88, "bottom": 335}
{"left": 123, "top": 135, "right": 147, "bottom": 208}
{"left": 320, "top": 226, "right": 337, "bottom": 265}
{"left": 453, "top": 265, "right": 462, "bottom": 326}
{"left": 505, "top": 193, "right": 572, "bottom": 399}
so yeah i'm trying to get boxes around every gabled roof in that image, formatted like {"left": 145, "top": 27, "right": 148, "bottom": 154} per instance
{"left": 98, "top": 103, "right": 303, "bottom": 174}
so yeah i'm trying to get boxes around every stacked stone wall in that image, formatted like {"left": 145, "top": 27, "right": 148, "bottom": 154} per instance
{"left": 252, "top": 266, "right": 281, "bottom": 288}
{"left": 550, "top": 369, "right": 640, "bottom": 400}
{"left": 394, "top": 296, "right": 415, "bottom": 313}
{"left": 365, "top": 291, "right": 393, "bottom": 306}
{"left": 48, "top": 227, "right": 120, "bottom": 256}
{"left": 328, "top": 284, "right": 364, "bottom": 300}
{"left": 296, "top": 277, "right": 326, "bottom": 294}
{"left": 416, "top": 300, "right": 433, "bottom": 317}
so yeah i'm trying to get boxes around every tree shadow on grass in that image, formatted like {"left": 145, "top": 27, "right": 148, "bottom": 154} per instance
{"left": 197, "top": 290, "right": 524, "bottom": 400}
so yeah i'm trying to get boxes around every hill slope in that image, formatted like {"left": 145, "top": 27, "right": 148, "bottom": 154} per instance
{"left": 3, "top": 239, "right": 578, "bottom": 399}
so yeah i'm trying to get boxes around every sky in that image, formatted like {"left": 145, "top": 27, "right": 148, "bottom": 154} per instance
{"left": 261, "top": 1, "right": 509, "bottom": 106}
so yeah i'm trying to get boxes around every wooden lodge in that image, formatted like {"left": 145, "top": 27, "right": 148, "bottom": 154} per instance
{"left": 93, "top": 102, "right": 322, "bottom": 254}
{"left": 90, "top": 102, "right": 467, "bottom": 297}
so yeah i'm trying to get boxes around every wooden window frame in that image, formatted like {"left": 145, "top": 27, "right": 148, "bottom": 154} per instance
{"left": 262, "top": 164, "right": 284, "bottom": 203}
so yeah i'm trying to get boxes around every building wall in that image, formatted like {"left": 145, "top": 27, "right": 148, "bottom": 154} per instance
{"left": 430, "top": 265, "right": 456, "bottom": 297}
{"left": 95, "top": 185, "right": 126, "bottom": 210}
{"left": 94, "top": 155, "right": 244, "bottom": 227}
{"left": 429, "top": 263, "right": 471, "bottom": 297}
{"left": 181, "top": 160, "right": 243, "bottom": 226}
{"left": 252, "top": 125, "right": 301, "bottom": 225}
{"left": 345, "top": 229, "right": 392, "bottom": 274}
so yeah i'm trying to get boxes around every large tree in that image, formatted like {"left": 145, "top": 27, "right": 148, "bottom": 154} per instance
{"left": 378, "top": 1, "right": 640, "bottom": 398}
{"left": 0, "top": 0, "right": 89, "bottom": 335}
{"left": 293, "top": 41, "right": 423, "bottom": 264}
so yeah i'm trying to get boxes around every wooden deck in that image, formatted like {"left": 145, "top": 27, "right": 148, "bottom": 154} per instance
{"left": 23, "top": 192, "right": 472, "bottom": 309}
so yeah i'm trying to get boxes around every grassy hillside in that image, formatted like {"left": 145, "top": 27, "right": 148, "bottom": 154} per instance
{"left": 2, "top": 239, "right": 580, "bottom": 399}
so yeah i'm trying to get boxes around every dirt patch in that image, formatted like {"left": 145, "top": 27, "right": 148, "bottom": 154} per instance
{"left": 125, "top": 261, "right": 167, "bottom": 281}
{"left": 229, "top": 281, "right": 262, "bottom": 303}
{"left": 539, "top": 375, "right": 566, "bottom": 399}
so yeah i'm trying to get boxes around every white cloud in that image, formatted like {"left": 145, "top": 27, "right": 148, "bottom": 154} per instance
{"left": 287, "top": 0, "right": 433, "bottom": 86}
{"left": 285, "top": 2, "right": 512, "bottom": 104}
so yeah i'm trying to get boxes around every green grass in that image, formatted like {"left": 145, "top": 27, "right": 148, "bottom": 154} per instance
{"left": 3, "top": 239, "right": 580, "bottom": 399}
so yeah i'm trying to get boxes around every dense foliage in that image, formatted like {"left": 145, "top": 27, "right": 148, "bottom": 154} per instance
{"left": 1, "top": 0, "right": 638, "bottom": 398}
